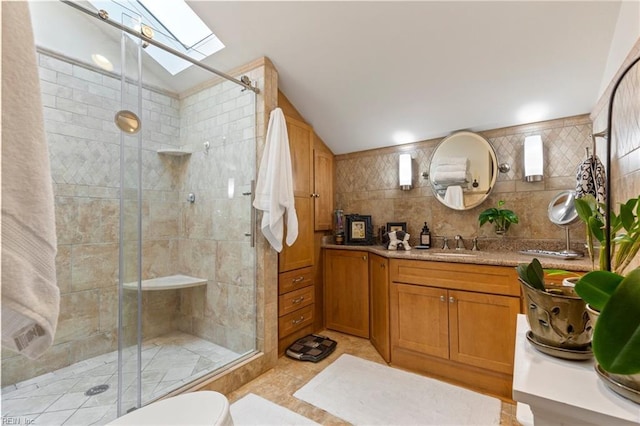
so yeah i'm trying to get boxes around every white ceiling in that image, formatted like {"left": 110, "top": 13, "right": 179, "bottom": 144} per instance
{"left": 186, "top": 1, "right": 626, "bottom": 155}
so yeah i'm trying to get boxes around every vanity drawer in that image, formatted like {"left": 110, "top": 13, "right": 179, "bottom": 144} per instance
{"left": 278, "top": 304, "right": 314, "bottom": 337}
{"left": 278, "top": 286, "right": 314, "bottom": 316}
{"left": 278, "top": 267, "right": 313, "bottom": 295}
{"left": 390, "top": 259, "right": 519, "bottom": 296}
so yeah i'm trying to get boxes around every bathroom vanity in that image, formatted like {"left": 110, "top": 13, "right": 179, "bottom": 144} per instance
{"left": 323, "top": 245, "right": 591, "bottom": 400}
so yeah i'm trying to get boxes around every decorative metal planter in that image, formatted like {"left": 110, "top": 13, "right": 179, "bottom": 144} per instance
{"left": 520, "top": 281, "right": 593, "bottom": 358}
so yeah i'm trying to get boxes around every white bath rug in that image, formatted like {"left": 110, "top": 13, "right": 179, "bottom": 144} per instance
{"left": 230, "top": 393, "right": 319, "bottom": 425}
{"left": 293, "top": 354, "right": 501, "bottom": 425}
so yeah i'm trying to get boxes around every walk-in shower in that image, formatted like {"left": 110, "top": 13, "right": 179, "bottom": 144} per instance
{"left": 2, "top": 1, "right": 259, "bottom": 424}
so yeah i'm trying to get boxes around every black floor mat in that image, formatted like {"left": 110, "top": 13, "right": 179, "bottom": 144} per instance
{"left": 285, "top": 334, "right": 337, "bottom": 362}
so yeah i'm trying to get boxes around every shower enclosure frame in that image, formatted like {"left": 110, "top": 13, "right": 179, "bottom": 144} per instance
{"left": 57, "top": 0, "right": 261, "bottom": 418}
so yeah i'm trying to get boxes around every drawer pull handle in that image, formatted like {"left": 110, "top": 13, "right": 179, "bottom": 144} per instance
{"left": 292, "top": 276, "right": 305, "bottom": 284}
{"left": 292, "top": 316, "right": 305, "bottom": 325}
{"left": 292, "top": 297, "right": 305, "bottom": 304}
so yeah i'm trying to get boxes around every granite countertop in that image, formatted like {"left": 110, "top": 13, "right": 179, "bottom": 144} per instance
{"left": 322, "top": 243, "right": 594, "bottom": 271}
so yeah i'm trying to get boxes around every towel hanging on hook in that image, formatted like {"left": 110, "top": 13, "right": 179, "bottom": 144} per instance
{"left": 576, "top": 131, "right": 607, "bottom": 212}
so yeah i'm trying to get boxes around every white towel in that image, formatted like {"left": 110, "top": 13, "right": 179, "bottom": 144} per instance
{"left": 444, "top": 185, "right": 465, "bottom": 209}
{"left": 253, "top": 108, "right": 298, "bottom": 252}
{"left": 435, "top": 164, "right": 468, "bottom": 173}
{"left": 437, "top": 156, "right": 469, "bottom": 167}
{"left": 432, "top": 170, "right": 468, "bottom": 184}
{"left": 2, "top": 2, "right": 60, "bottom": 359}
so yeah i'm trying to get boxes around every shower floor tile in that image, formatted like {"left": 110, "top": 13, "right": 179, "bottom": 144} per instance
{"left": 1, "top": 332, "right": 241, "bottom": 426}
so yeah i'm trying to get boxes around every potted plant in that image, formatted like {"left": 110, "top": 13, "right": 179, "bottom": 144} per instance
{"left": 574, "top": 194, "right": 640, "bottom": 274}
{"left": 517, "top": 258, "right": 592, "bottom": 355}
{"left": 478, "top": 200, "right": 519, "bottom": 235}
{"left": 573, "top": 194, "right": 640, "bottom": 401}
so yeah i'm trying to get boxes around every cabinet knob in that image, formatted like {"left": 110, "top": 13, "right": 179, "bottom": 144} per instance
{"left": 449, "top": 296, "right": 455, "bottom": 303}
{"left": 381, "top": 263, "right": 385, "bottom": 268}
{"left": 362, "top": 255, "right": 367, "bottom": 260}
{"left": 310, "top": 193, "right": 320, "bottom": 198}
{"left": 440, "top": 295, "right": 445, "bottom": 302}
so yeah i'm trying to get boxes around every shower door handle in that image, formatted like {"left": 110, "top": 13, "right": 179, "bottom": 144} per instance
{"left": 245, "top": 180, "right": 256, "bottom": 248}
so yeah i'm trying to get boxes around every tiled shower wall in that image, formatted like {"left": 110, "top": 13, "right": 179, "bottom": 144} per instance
{"left": 175, "top": 75, "right": 257, "bottom": 354}
{"left": 592, "top": 38, "right": 640, "bottom": 271}
{"left": 335, "top": 115, "right": 593, "bottom": 250}
{"left": 1, "top": 50, "right": 257, "bottom": 385}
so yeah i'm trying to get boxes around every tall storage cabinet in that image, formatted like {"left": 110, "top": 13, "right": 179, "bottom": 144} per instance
{"left": 277, "top": 116, "right": 314, "bottom": 354}
{"left": 277, "top": 112, "right": 335, "bottom": 355}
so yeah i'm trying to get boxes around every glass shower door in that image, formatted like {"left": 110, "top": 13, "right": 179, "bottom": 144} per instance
{"left": 117, "top": 13, "right": 143, "bottom": 416}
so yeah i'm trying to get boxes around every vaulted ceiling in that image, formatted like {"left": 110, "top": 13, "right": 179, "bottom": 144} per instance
{"left": 187, "top": 1, "right": 628, "bottom": 154}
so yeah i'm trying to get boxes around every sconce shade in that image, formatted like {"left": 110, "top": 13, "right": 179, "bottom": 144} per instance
{"left": 399, "top": 153, "right": 412, "bottom": 190}
{"left": 524, "top": 135, "right": 544, "bottom": 182}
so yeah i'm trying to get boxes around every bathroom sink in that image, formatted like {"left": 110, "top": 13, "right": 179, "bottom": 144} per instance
{"left": 434, "top": 252, "right": 477, "bottom": 258}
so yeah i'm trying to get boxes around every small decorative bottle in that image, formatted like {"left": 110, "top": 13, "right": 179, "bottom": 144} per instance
{"left": 420, "top": 222, "right": 431, "bottom": 248}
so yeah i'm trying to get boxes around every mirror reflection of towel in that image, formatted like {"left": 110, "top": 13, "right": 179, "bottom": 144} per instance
{"left": 444, "top": 185, "right": 464, "bottom": 209}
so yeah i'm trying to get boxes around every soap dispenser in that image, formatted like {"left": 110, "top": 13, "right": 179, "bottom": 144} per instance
{"left": 420, "top": 222, "right": 431, "bottom": 248}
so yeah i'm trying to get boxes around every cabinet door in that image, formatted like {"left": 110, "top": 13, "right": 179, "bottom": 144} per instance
{"left": 324, "top": 249, "right": 369, "bottom": 338}
{"left": 279, "top": 196, "right": 314, "bottom": 271}
{"left": 279, "top": 115, "right": 314, "bottom": 272}
{"left": 448, "top": 290, "right": 519, "bottom": 374}
{"left": 390, "top": 283, "right": 449, "bottom": 359}
{"left": 313, "top": 149, "right": 334, "bottom": 231}
{"left": 285, "top": 116, "right": 312, "bottom": 197}
{"left": 369, "top": 254, "right": 390, "bottom": 362}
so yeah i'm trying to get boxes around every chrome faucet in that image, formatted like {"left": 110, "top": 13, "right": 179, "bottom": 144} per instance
{"left": 442, "top": 237, "right": 449, "bottom": 250}
{"left": 455, "top": 235, "right": 465, "bottom": 250}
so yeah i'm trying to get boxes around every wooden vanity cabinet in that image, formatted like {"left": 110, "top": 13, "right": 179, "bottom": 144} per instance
{"left": 324, "top": 249, "right": 370, "bottom": 338}
{"left": 369, "top": 253, "right": 390, "bottom": 362}
{"left": 389, "top": 259, "right": 520, "bottom": 399}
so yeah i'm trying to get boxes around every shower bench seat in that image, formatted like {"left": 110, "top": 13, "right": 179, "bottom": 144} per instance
{"left": 123, "top": 274, "right": 207, "bottom": 291}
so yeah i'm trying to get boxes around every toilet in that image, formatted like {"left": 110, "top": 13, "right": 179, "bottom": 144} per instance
{"left": 107, "top": 391, "right": 233, "bottom": 426}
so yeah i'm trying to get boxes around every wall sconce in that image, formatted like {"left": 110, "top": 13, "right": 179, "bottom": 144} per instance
{"left": 524, "top": 135, "right": 544, "bottom": 182}
{"left": 399, "top": 153, "right": 412, "bottom": 190}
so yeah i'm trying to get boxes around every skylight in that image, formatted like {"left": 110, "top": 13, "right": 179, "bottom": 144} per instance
{"left": 137, "top": 0, "right": 211, "bottom": 49}
{"left": 87, "top": 0, "right": 224, "bottom": 75}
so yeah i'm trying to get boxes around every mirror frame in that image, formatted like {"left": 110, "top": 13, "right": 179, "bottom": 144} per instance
{"left": 429, "top": 131, "right": 498, "bottom": 210}
{"left": 547, "top": 190, "right": 579, "bottom": 226}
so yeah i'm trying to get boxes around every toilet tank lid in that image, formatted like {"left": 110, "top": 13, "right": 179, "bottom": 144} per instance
{"left": 107, "top": 391, "right": 230, "bottom": 426}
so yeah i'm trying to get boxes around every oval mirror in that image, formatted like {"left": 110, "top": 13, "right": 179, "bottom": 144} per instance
{"left": 429, "top": 131, "right": 498, "bottom": 210}
{"left": 114, "top": 110, "right": 141, "bottom": 134}
{"left": 548, "top": 190, "right": 578, "bottom": 226}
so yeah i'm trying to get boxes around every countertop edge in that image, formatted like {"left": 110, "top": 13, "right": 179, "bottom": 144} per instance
{"left": 322, "top": 243, "right": 593, "bottom": 271}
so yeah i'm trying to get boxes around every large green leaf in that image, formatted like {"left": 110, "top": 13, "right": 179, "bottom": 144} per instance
{"left": 516, "top": 259, "right": 545, "bottom": 291}
{"left": 592, "top": 268, "right": 640, "bottom": 374}
{"left": 574, "top": 197, "right": 594, "bottom": 223}
{"left": 574, "top": 270, "right": 624, "bottom": 310}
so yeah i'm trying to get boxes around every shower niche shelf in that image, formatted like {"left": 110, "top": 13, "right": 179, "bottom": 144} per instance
{"left": 123, "top": 274, "right": 207, "bottom": 291}
{"left": 157, "top": 148, "right": 192, "bottom": 156}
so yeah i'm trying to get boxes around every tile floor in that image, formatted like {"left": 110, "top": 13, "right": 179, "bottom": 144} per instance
{"left": 227, "top": 330, "right": 522, "bottom": 425}
{"left": 1, "top": 332, "right": 241, "bottom": 426}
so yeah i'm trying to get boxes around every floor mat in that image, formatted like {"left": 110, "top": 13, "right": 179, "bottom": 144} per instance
{"left": 230, "top": 393, "right": 319, "bottom": 425}
{"left": 293, "top": 354, "right": 501, "bottom": 425}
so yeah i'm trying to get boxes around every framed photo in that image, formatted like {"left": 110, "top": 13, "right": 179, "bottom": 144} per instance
{"left": 386, "top": 222, "right": 407, "bottom": 233}
{"left": 346, "top": 214, "right": 374, "bottom": 245}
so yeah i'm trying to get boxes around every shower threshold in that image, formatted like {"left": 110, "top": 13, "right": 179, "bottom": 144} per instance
{"left": 1, "top": 332, "right": 243, "bottom": 426}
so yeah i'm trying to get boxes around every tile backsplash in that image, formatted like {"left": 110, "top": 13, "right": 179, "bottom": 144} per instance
{"left": 335, "top": 115, "right": 593, "bottom": 251}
